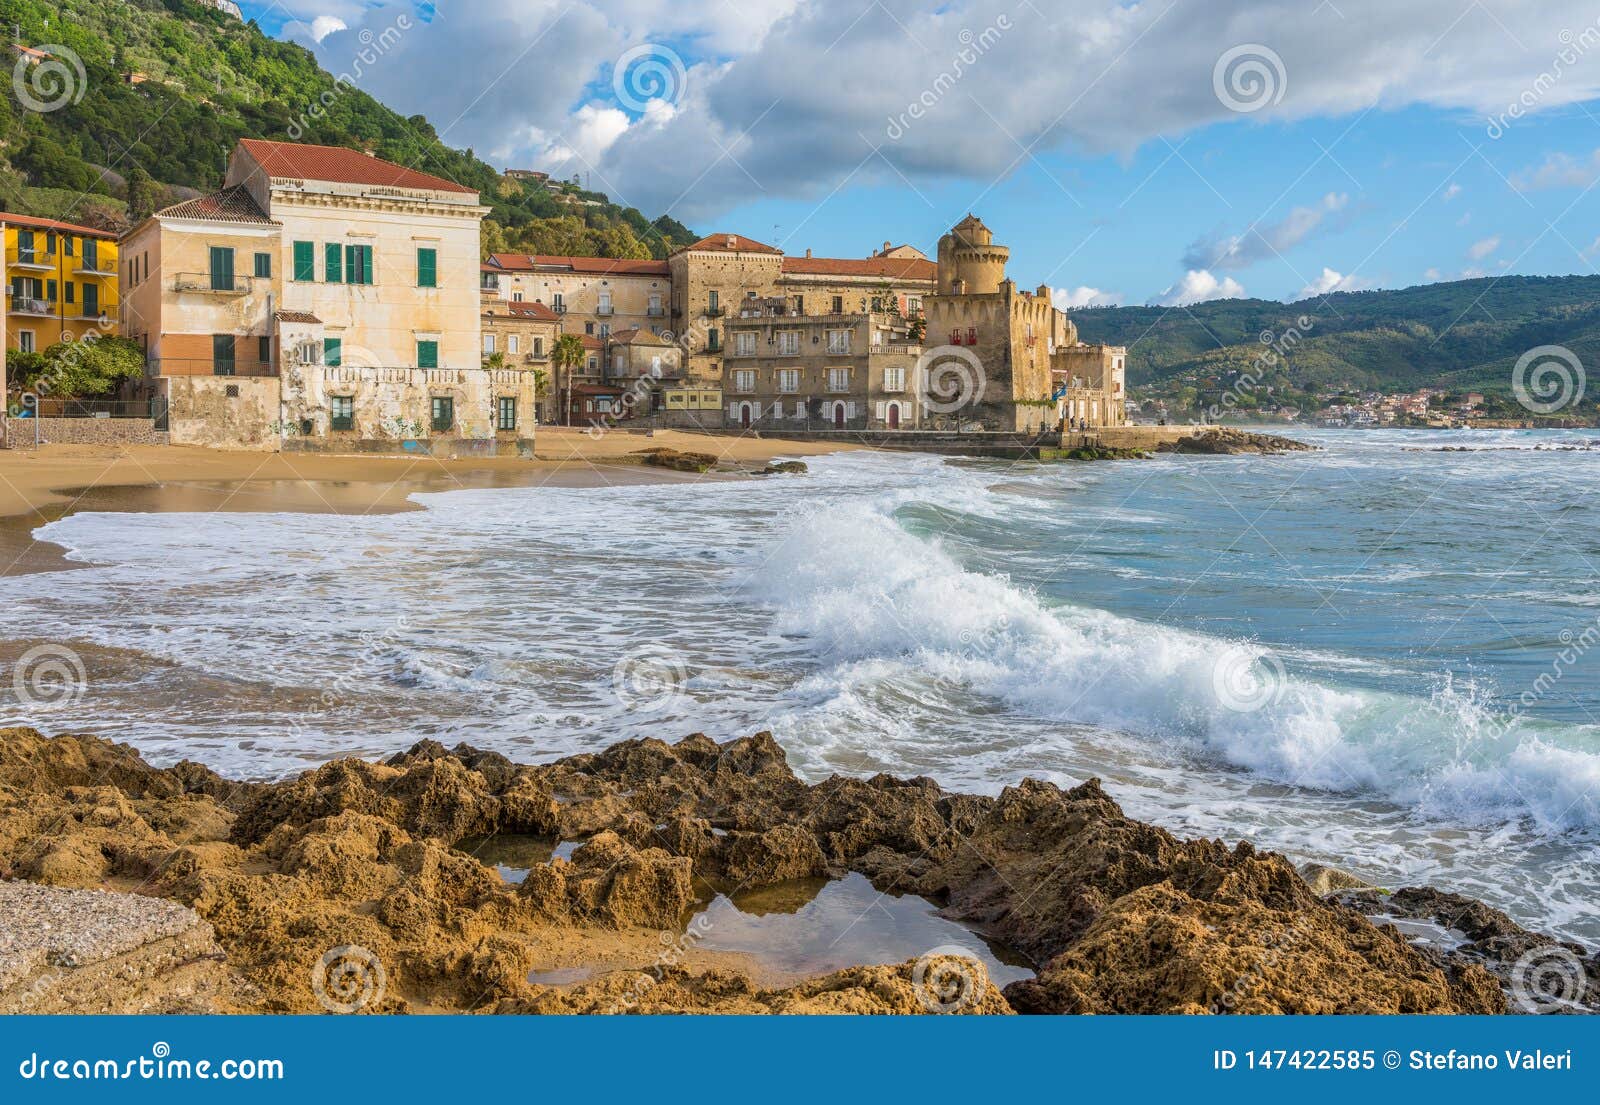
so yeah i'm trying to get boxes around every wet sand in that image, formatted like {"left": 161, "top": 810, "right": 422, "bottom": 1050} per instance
{"left": 0, "top": 429, "right": 854, "bottom": 576}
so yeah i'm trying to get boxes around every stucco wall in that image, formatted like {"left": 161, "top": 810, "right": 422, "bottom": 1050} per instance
{"left": 166, "top": 376, "right": 281, "bottom": 450}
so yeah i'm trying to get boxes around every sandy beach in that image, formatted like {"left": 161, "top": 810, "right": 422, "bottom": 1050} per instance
{"left": 0, "top": 428, "right": 853, "bottom": 575}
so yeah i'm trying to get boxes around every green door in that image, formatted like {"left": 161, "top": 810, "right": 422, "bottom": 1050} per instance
{"left": 430, "top": 396, "right": 454, "bottom": 432}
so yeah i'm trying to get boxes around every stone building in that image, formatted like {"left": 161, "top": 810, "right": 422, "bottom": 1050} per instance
{"left": 606, "top": 327, "right": 683, "bottom": 418}
{"left": 120, "top": 139, "right": 508, "bottom": 450}
{"left": 921, "top": 215, "right": 1126, "bottom": 431}
{"left": 667, "top": 234, "right": 785, "bottom": 387}
{"left": 723, "top": 308, "right": 921, "bottom": 430}
{"left": 480, "top": 254, "right": 669, "bottom": 343}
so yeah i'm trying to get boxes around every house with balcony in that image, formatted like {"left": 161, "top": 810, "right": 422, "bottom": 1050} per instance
{"left": 121, "top": 139, "right": 505, "bottom": 450}
{"left": 479, "top": 254, "right": 669, "bottom": 345}
{"left": 3, "top": 213, "right": 120, "bottom": 358}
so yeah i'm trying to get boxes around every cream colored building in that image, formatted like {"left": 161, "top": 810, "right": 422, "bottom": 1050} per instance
{"left": 121, "top": 139, "right": 516, "bottom": 449}
{"left": 480, "top": 254, "right": 669, "bottom": 344}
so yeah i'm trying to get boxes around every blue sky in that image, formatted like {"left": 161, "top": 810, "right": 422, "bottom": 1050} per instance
{"left": 242, "top": 1, "right": 1600, "bottom": 306}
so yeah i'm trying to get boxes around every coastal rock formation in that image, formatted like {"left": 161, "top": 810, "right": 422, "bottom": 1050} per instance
{"left": 0, "top": 726, "right": 1568, "bottom": 1015}
{"left": 630, "top": 447, "right": 719, "bottom": 473}
{"left": 1157, "top": 428, "right": 1317, "bottom": 455}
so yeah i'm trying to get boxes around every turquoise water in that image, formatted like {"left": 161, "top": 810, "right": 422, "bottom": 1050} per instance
{"left": 4, "top": 427, "right": 1598, "bottom": 941}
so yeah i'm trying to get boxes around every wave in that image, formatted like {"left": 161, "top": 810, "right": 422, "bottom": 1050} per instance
{"left": 746, "top": 495, "right": 1600, "bottom": 834}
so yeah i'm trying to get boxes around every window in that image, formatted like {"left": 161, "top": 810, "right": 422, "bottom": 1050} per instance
{"left": 417, "top": 340, "right": 439, "bottom": 369}
{"left": 734, "top": 332, "right": 756, "bottom": 356}
{"left": 648, "top": 293, "right": 662, "bottom": 315}
{"left": 512, "top": 291, "right": 524, "bottom": 302}
{"left": 209, "top": 247, "right": 236, "bottom": 291}
{"left": 950, "top": 328, "right": 963, "bottom": 346}
{"left": 708, "top": 290, "right": 720, "bottom": 312}
{"left": 497, "top": 396, "right": 517, "bottom": 431}
{"left": 827, "top": 330, "right": 851, "bottom": 355}
{"left": 344, "top": 244, "right": 374, "bottom": 285}
{"left": 828, "top": 367, "right": 850, "bottom": 392}
{"left": 597, "top": 291, "right": 612, "bottom": 313}
{"left": 831, "top": 295, "right": 843, "bottom": 314}
{"left": 62, "top": 235, "right": 74, "bottom": 257}
{"left": 17, "top": 331, "right": 34, "bottom": 353}
{"left": 293, "top": 241, "right": 315, "bottom": 282}
{"left": 552, "top": 293, "right": 565, "bottom": 313}
{"left": 508, "top": 336, "right": 519, "bottom": 355}
{"left": 776, "top": 331, "right": 800, "bottom": 355}
{"left": 417, "top": 247, "right": 438, "bottom": 288}
{"left": 16, "top": 229, "right": 33, "bottom": 263}
{"left": 599, "top": 324, "right": 610, "bottom": 339}
{"left": 484, "top": 333, "right": 497, "bottom": 354}
{"left": 63, "top": 282, "right": 74, "bottom": 305}
{"left": 707, "top": 328, "right": 720, "bottom": 352}
{"left": 733, "top": 369, "right": 756, "bottom": 392}
{"left": 431, "top": 396, "right": 454, "bottom": 432}
{"left": 330, "top": 396, "right": 354, "bottom": 431}
{"left": 883, "top": 367, "right": 906, "bottom": 392}
{"left": 324, "top": 338, "right": 342, "bottom": 367}
{"left": 254, "top": 252, "right": 272, "bottom": 279}
{"left": 45, "top": 280, "right": 56, "bottom": 302}
{"left": 794, "top": 296, "right": 805, "bottom": 315}
{"left": 532, "top": 338, "right": 544, "bottom": 357}
{"left": 258, "top": 336, "right": 272, "bottom": 366}
{"left": 584, "top": 322, "right": 595, "bottom": 335}
{"left": 82, "top": 239, "right": 97, "bottom": 269}
{"left": 967, "top": 327, "right": 977, "bottom": 344}
{"left": 213, "top": 334, "right": 236, "bottom": 376}
{"left": 777, "top": 369, "right": 800, "bottom": 393}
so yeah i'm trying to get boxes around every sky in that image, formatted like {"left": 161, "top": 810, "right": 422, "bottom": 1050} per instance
{"left": 238, "top": 0, "right": 1600, "bottom": 307}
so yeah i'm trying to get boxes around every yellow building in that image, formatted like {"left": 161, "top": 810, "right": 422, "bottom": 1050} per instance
{"left": 3, "top": 213, "right": 119, "bottom": 353}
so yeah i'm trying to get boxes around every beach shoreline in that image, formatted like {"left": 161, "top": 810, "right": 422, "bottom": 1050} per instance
{"left": 0, "top": 429, "right": 857, "bottom": 576}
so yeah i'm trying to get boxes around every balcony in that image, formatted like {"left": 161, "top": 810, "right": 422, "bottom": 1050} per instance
{"left": 552, "top": 302, "right": 568, "bottom": 314}
{"left": 8, "top": 296, "right": 55, "bottom": 317}
{"left": 74, "top": 261, "right": 116, "bottom": 278}
{"left": 8, "top": 249, "right": 57, "bottom": 271}
{"left": 703, "top": 341, "right": 722, "bottom": 355}
{"left": 705, "top": 306, "right": 725, "bottom": 318}
{"left": 173, "top": 272, "right": 254, "bottom": 296}
{"left": 596, "top": 304, "right": 615, "bottom": 317}
{"left": 646, "top": 306, "right": 665, "bottom": 317}
{"left": 146, "top": 357, "right": 280, "bottom": 378}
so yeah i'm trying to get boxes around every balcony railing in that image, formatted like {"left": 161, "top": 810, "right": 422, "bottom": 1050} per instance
{"left": 705, "top": 306, "right": 725, "bottom": 318}
{"left": 552, "top": 302, "right": 568, "bottom": 314}
{"left": 646, "top": 306, "right": 665, "bottom": 317}
{"left": 8, "top": 249, "right": 57, "bottom": 269}
{"left": 74, "top": 262, "right": 116, "bottom": 278}
{"left": 703, "top": 341, "right": 722, "bottom": 354}
{"left": 173, "top": 273, "right": 255, "bottom": 295}
{"left": 8, "top": 296, "right": 55, "bottom": 316}
{"left": 146, "top": 357, "right": 279, "bottom": 378}
{"left": 596, "top": 304, "right": 615, "bottom": 316}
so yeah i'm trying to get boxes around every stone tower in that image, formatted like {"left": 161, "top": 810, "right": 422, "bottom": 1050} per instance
{"left": 936, "top": 214, "right": 1010, "bottom": 295}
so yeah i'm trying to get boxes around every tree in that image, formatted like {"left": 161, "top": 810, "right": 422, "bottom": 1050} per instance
{"left": 12, "top": 337, "right": 146, "bottom": 399}
{"left": 551, "top": 334, "right": 586, "bottom": 426}
{"left": 125, "top": 165, "right": 156, "bottom": 222}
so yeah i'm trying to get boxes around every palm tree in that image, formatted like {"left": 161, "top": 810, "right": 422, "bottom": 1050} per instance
{"left": 551, "top": 334, "right": 586, "bottom": 426}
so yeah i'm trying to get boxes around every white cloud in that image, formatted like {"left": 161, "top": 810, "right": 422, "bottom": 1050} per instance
{"left": 1053, "top": 286, "right": 1123, "bottom": 308}
{"left": 1583, "top": 236, "right": 1600, "bottom": 261}
{"left": 1510, "top": 149, "right": 1600, "bottom": 192}
{"left": 1467, "top": 235, "right": 1500, "bottom": 260}
{"left": 288, "top": 1, "right": 1600, "bottom": 220}
{"left": 1182, "top": 193, "right": 1348, "bottom": 271}
{"left": 1455, "top": 211, "right": 1471, "bottom": 227}
{"left": 1151, "top": 270, "right": 1247, "bottom": 306}
{"left": 1442, "top": 182, "right": 1462, "bottom": 201}
{"left": 1295, "top": 267, "right": 1368, "bottom": 299}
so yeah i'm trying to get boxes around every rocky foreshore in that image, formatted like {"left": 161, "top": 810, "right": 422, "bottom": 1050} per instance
{"left": 0, "top": 727, "right": 1592, "bottom": 1015}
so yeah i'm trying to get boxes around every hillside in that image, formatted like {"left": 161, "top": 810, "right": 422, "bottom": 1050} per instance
{"left": 1070, "top": 275, "right": 1600, "bottom": 416}
{"left": 0, "top": 0, "right": 695, "bottom": 257}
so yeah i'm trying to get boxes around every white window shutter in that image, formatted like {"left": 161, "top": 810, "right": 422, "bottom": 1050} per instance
{"left": 771, "top": 401, "right": 781, "bottom": 419}
{"left": 729, "top": 402, "right": 737, "bottom": 417}
{"left": 846, "top": 402, "right": 856, "bottom": 420}
{"left": 875, "top": 401, "right": 886, "bottom": 420}
{"left": 794, "top": 401, "right": 804, "bottom": 419}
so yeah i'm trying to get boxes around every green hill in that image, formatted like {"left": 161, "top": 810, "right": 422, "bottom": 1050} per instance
{"left": 1070, "top": 275, "right": 1600, "bottom": 418}
{"left": 0, "top": 0, "right": 695, "bottom": 257}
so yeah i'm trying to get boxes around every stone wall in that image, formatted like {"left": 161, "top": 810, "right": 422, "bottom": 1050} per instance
{"left": 166, "top": 376, "right": 281, "bottom": 451}
{"left": 6, "top": 417, "right": 170, "bottom": 448}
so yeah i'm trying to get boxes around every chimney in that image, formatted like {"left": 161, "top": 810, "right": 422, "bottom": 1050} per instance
{"left": 805, "top": 248, "right": 812, "bottom": 258}
{"left": 883, "top": 240, "right": 891, "bottom": 253}
{"left": 725, "top": 234, "right": 736, "bottom": 248}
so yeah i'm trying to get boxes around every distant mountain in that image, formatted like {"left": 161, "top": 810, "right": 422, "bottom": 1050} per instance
{"left": 1070, "top": 276, "right": 1600, "bottom": 408}
{"left": 0, "top": 0, "right": 695, "bottom": 257}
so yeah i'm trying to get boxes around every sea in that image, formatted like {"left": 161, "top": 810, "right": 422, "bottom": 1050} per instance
{"left": 4, "top": 427, "right": 1598, "bottom": 942}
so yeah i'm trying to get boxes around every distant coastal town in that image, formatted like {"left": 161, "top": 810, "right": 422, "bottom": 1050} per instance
{"left": 0, "top": 139, "right": 1128, "bottom": 454}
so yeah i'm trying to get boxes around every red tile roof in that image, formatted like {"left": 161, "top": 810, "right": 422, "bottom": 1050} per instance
{"left": 609, "top": 328, "right": 672, "bottom": 345}
{"left": 484, "top": 301, "right": 560, "bottom": 322}
{"left": 781, "top": 255, "right": 937, "bottom": 281}
{"left": 578, "top": 334, "right": 605, "bottom": 350}
{"left": 155, "top": 186, "right": 275, "bottom": 225}
{"left": 0, "top": 211, "right": 119, "bottom": 239}
{"left": 275, "top": 310, "right": 323, "bottom": 324}
{"left": 237, "top": 139, "right": 477, "bottom": 195}
{"left": 484, "top": 253, "right": 669, "bottom": 276}
{"left": 676, "top": 233, "right": 781, "bottom": 255}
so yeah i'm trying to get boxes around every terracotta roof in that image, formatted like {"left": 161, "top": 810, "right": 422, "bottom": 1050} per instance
{"left": 236, "top": 138, "right": 477, "bottom": 195}
{"left": 610, "top": 328, "right": 672, "bottom": 346}
{"left": 0, "top": 211, "right": 118, "bottom": 239}
{"left": 781, "top": 255, "right": 936, "bottom": 281}
{"left": 676, "top": 233, "right": 781, "bottom": 255}
{"left": 578, "top": 334, "right": 605, "bottom": 350}
{"left": 155, "top": 186, "right": 274, "bottom": 225}
{"left": 275, "top": 310, "right": 322, "bottom": 324}
{"left": 484, "top": 301, "right": 560, "bottom": 322}
{"left": 485, "top": 253, "right": 669, "bottom": 276}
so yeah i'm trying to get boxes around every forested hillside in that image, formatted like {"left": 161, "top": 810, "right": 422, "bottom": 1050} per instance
{"left": 0, "top": 0, "right": 694, "bottom": 256}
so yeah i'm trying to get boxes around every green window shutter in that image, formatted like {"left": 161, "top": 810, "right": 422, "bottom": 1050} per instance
{"left": 212, "top": 334, "right": 236, "bottom": 376}
{"left": 417, "top": 340, "right": 438, "bottom": 369}
{"left": 254, "top": 252, "right": 272, "bottom": 278}
{"left": 209, "top": 247, "right": 234, "bottom": 291}
{"left": 63, "top": 281, "right": 74, "bottom": 305}
{"left": 324, "top": 338, "right": 342, "bottom": 367}
{"left": 326, "top": 243, "right": 343, "bottom": 284}
{"left": 293, "top": 241, "right": 315, "bottom": 282}
{"left": 417, "top": 247, "right": 437, "bottom": 288}
{"left": 46, "top": 279, "right": 56, "bottom": 302}
{"left": 361, "top": 246, "right": 374, "bottom": 286}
